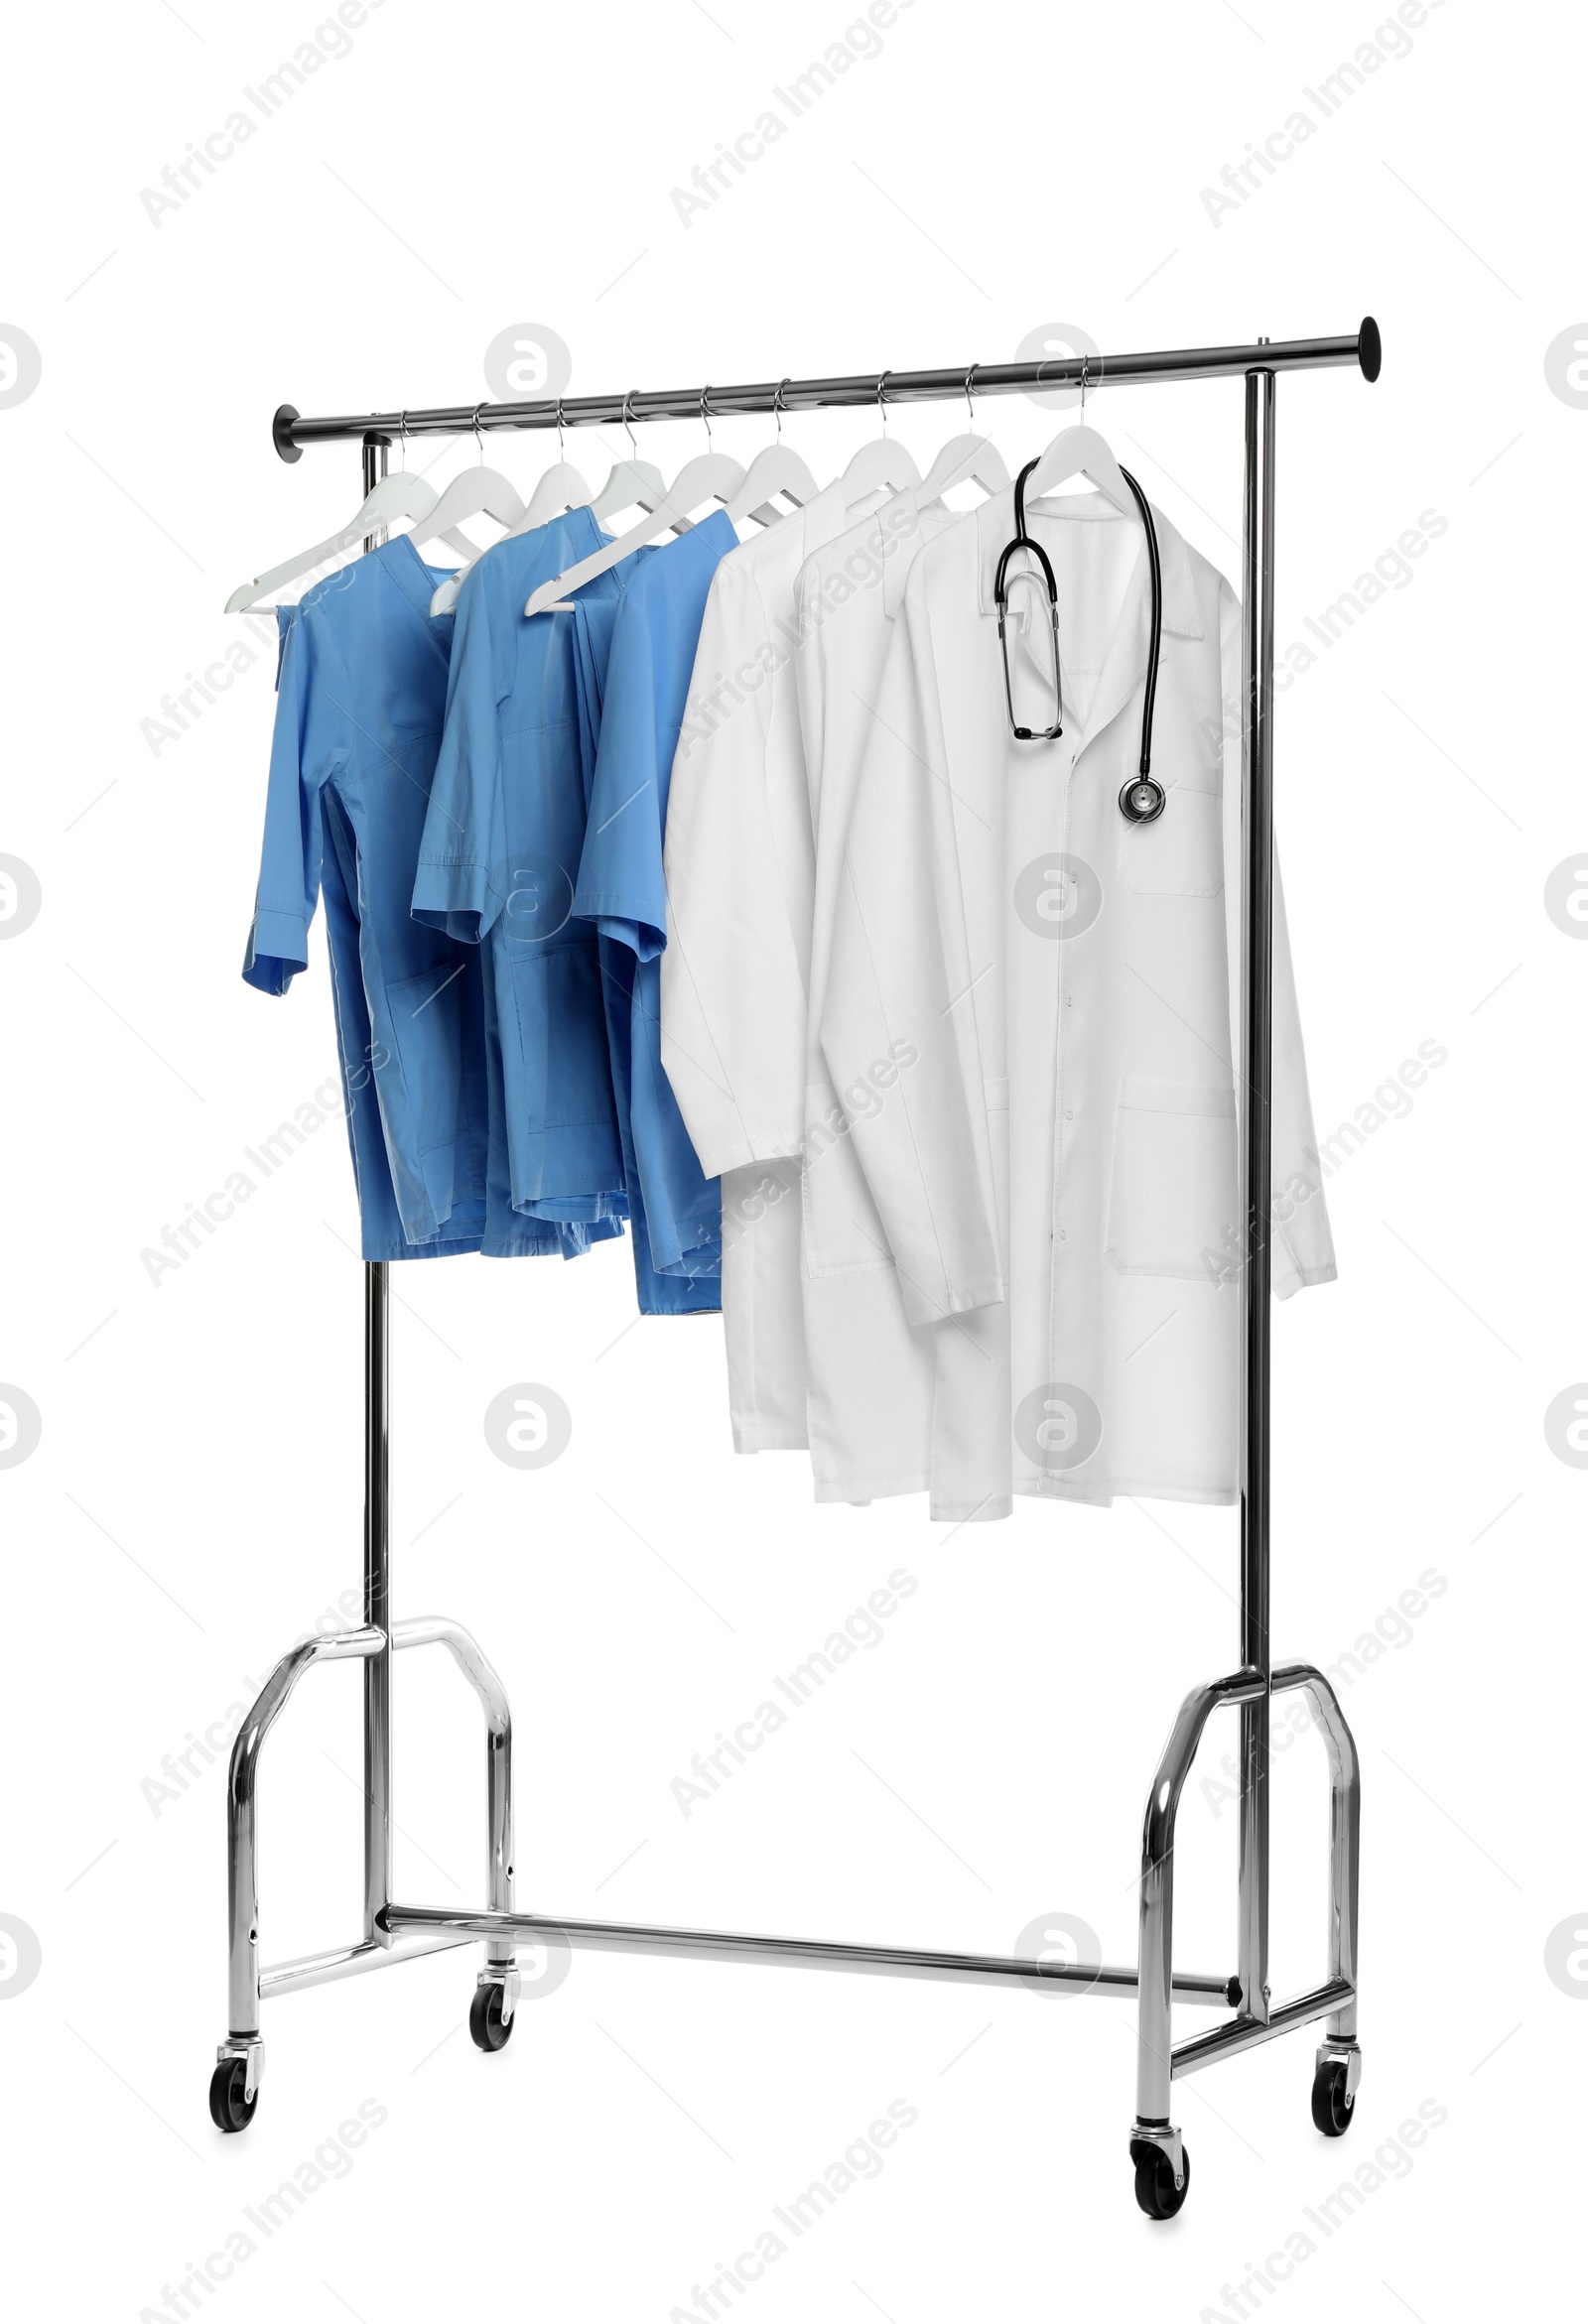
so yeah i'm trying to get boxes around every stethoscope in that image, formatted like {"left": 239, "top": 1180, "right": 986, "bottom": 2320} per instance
{"left": 994, "top": 455, "right": 1167, "bottom": 824}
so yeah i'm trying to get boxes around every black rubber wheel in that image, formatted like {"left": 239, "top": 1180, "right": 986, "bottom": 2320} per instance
{"left": 208, "top": 2057, "right": 257, "bottom": 2133}
{"left": 468, "top": 1982, "right": 514, "bottom": 2053}
{"left": 1310, "top": 2058, "right": 1354, "bottom": 2136}
{"left": 1130, "top": 2136, "right": 1190, "bottom": 2220}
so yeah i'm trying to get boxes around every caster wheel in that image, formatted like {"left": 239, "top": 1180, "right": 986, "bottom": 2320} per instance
{"left": 208, "top": 2057, "right": 257, "bottom": 2134}
{"left": 1130, "top": 2137, "right": 1190, "bottom": 2220}
{"left": 469, "top": 1982, "right": 514, "bottom": 2053}
{"left": 1311, "top": 2058, "right": 1355, "bottom": 2137}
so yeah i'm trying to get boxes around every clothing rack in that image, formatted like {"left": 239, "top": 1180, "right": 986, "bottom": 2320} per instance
{"left": 214, "top": 322, "right": 1379, "bottom": 2218}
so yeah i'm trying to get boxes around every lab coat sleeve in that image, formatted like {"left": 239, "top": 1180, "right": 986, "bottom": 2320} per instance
{"left": 820, "top": 581, "right": 1005, "bottom": 1329}
{"left": 659, "top": 559, "right": 807, "bottom": 1174}
{"left": 242, "top": 606, "right": 337, "bottom": 994}
{"left": 1218, "top": 581, "right": 1337, "bottom": 1298}
{"left": 412, "top": 565, "right": 509, "bottom": 943}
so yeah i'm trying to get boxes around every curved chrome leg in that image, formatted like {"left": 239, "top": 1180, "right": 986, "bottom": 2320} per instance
{"left": 219, "top": 1613, "right": 519, "bottom": 2088}
{"left": 220, "top": 1626, "right": 384, "bottom": 2088}
{"left": 1132, "top": 1668, "right": 1265, "bottom": 2157}
{"left": 1131, "top": 1660, "right": 1363, "bottom": 2169}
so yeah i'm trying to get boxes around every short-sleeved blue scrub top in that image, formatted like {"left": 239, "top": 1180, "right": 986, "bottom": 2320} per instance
{"left": 414, "top": 511, "right": 627, "bottom": 1224}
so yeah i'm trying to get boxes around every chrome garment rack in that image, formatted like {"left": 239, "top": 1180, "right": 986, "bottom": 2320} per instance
{"left": 214, "top": 323, "right": 1380, "bottom": 2219}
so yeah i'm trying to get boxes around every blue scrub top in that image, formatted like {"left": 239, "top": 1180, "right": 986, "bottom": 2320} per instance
{"left": 571, "top": 509, "right": 737, "bottom": 1283}
{"left": 243, "top": 541, "right": 603, "bottom": 1263}
{"left": 414, "top": 509, "right": 629, "bottom": 1233}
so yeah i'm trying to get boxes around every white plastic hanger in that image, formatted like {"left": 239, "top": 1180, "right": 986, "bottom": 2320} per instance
{"left": 593, "top": 457, "right": 666, "bottom": 521}
{"left": 591, "top": 392, "right": 667, "bottom": 524}
{"left": 514, "top": 397, "right": 596, "bottom": 533}
{"left": 224, "top": 419, "right": 466, "bottom": 613}
{"left": 917, "top": 364, "right": 1011, "bottom": 505}
{"left": 1019, "top": 360, "right": 1134, "bottom": 516}
{"left": 406, "top": 406, "right": 525, "bottom": 549}
{"left": 838, "top": 372, "right": 922, "bottom": 502}
{"left": 431, "top": 401, "right": 599, "bottom": 614}
{"left": 725, "top": 376, "right": 823, "bottom": 528}
{"left": 525, "top": 389, "right": 745, "bottom": 617}
{"left": 518, "top": 461, "right": 594, "bottom": 528}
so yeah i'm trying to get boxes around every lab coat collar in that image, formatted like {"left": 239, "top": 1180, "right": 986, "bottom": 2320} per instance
{"left": 973, "top": 484, "right": 1201, "bottom": 634}
{"left": 973, "top": 484, "right": 1201, "bottom": 754}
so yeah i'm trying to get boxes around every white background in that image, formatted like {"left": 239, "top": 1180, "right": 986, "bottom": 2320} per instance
{"left": 1, "top": 1, "right": 1582, "bottom": 2317}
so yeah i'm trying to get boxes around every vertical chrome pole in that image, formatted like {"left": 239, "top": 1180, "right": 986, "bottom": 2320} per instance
{"left": 1237, "top": 361, "right": 1276, "bottom": 2024}
{"left": 361, "top": 432, "right": 394, "bottom": 1947}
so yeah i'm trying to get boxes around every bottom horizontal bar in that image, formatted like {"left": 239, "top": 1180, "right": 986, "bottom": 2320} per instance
{"left": 383, "top": 1903, "right": 1239, "bottom": 2005}
{"left": 1171, "top": 1979, "right": 1355, "bottom": 2078}
{"left": 259, "top": 1926, "right": 477, "bottom": 2000}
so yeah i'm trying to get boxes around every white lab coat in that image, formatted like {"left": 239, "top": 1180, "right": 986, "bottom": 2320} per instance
{"left": 794, "top": 489, "right": 1010, "bottom": 1518}
{"left": 822, "top": 487, "right": 1335, "bottom": 1510}
{"left": 661, "top": 481, "right": 887, "bottom": 1455}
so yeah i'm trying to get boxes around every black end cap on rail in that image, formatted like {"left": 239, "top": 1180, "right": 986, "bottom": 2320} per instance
{"left": 1358, "top": 317, "right": 1382, "bottom": 383}
{"left": 272, "top": 404, "right": 303, "bottom": 462}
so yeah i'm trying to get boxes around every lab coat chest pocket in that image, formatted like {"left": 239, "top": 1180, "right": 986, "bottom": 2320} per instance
{"left": 1117, "top": 784, "right": 1223, "bottom": 896}
{"left": 1104, "top": 1076, "right": 1237, "bottom": 1279}
{"left": 1116, "top": 693, "right": 1224, "bottom": 897}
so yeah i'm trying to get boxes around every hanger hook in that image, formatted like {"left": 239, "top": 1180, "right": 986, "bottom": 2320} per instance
{"left": 554, "top": 396, "right": 565, "bottom": 456}
{"left": 397, "top": 410, "right": 409, "bottom": 470}
{"left": 623, "top": 388, "right": 637, "bottom": 463}
{"left": 876, "top": 370, "right": 890, "bottom": 437}
{"left": 964, "top": 364, "right": 978, "bottom": 432}
{"left": 701, "top": 383, "right": 714, "bottom": 451}
{"left": 775, "top": 375, "right": 791, "bottom": 443}
{"left": 1078, "top": 353, "right": 1090, "bottom": 422}
{"left": 470, "top": 401, "right": 485, "bottom": 463}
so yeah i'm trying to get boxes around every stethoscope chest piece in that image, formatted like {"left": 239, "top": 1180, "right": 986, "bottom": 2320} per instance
{"left": 1119, "top": 774, "right": 1166, "bottom": 824}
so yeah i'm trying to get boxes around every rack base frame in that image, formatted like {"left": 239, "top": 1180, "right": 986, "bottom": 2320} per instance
{"left": 213, "top": 327, "right": 1376, "bottom": 2216}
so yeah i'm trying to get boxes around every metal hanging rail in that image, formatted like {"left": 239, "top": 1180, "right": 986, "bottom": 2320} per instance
{"left": 270, "top": 321, "right": 1382, "bottom": 455}
{"left": 215, "top": 322, "right": 1378, "bottom": 2225}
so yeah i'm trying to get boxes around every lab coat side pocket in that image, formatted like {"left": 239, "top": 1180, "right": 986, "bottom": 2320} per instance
{"left": 1104, "top": 1076, "right": 1237, "bottom": 1279}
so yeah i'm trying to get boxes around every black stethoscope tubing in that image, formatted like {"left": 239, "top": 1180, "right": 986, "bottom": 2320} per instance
{"left": 995, "top": 457, "right": 1167, "bottom": 823}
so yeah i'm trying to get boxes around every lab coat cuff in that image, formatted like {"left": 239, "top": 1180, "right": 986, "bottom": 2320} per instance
{"left": 897, "top": 1271, "right": 1006, "bottom": 1331}
{"left": 1274, "top": 1255, "right": 1338, "bottom": 1301}
{"left": 690, "top": 1129, "right": 805, "bottom": 1180}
